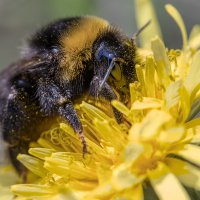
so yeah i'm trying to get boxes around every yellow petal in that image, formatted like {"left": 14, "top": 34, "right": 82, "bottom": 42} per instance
{"left": 111, "top": 185, "right": 143, "bottom": 200}
{"left": 28, "top": 148, "right": 56, "bottom": 160}
{"left": 48, "top": 188, "right": 81, "bottom": 200}
{"left": 189, "top": 25, "right": 200, "bottom": 49}
{"left": 83, "top": 182, "right": 115, "bottom": 199}
{"left": 187, "top": 97, "right": 200, "bottom": 121}
{"left": 148, "top": 162, "right": 190, "bottom": 200}
{"left": 165, "top": 80, "right": 181, "bottom": 109}
{"left": 80, "top": 101, "right": 111, "bottom": 122}
{"left": 37, "top": 138, "right": 63, "bottom": 151}
{"left": 93, "top": 119, "right": 126, "bottom": 149}
{"left": 144, "top": 56, "right": 156, "bottom": 98}
{"left": 167, "top": 158, "right": 200, "bottom": 191}
{"left": 180, "top": 87, "right": 191, "bottom": 123}
{"left": 11, "top": 184, "right": 55, "bottom": 197}
{"left": 17, "top": 154, "right": 47, "bottom": 177}
{"left": 190, "top": 126, "right": 200, "bottom": 144}
{"left": 157, "top": 127, "right": 184, "bottom": 144}
{"left": 44, "top": 152, "right": 97, "bottom": 181}
{"left": 111, "top": 100, "right": 130, "bottom": 117}
{"left": 136, "top": 64, "right": 146, "bottom": 96}
{"left": 124, "top": 143, "right": 144, "bottom": 165}
{"left": 129, "top": 110, "right": 172, "bottom": 141}
{"left": 179, "top": 128, "right": 194, "bottom": 144}
{"left": 70, "top": 179, "right": 98, "bottom": 191}
{"left": 177, "top": 144, "right": 200, "bottom": 167}
{"left": 129, "top": 82, "right": 143, "bottom": 104}
{"left": 151, "top": 36, "right": 171, "bottom": 87}
{"left": 176, "top": 52, "right": 189, "bottom": 80}
{"left": 131, "top": 97, "right": 163, "bottom": 110}
{"left": 185, "top": 117, "right": 200, "bottom": 129}
{"left": 112, "top": 164, "right": 144, "bottom": 191}
{"left": 184, "top": 51, "right": 200, "bottom": 95}
{"left": 134, "top": 0, "right": 162, "bottom": 49}
{"left": 165, "top": 4, "right": 188, "bottom": 50}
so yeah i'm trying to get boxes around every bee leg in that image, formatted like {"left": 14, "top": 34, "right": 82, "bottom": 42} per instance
{"left": 58, "top": 103, "right": 88, "bottom": 154}
{"left": 2, "top": 87, "right": 28, "bottom": 176}
{"left": 100, "top": 84, "right": 123, "bottom": 123}
{"left": 89, "top": 76, "right": 123, "bottom": 123}
{"left": 37, "top": 82, "right": 87, "bottom": 154}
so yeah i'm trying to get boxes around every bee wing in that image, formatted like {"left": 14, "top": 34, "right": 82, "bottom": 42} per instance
{"left": 0, "top": 54, "right": 53, "bottom": 80}
{"left": 0, "top": 55, "right": 53, "bottom": 99}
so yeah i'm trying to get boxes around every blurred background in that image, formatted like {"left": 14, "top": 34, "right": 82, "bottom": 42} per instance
{"left": 0, "top": 0, "right": 200, "bottom": 69}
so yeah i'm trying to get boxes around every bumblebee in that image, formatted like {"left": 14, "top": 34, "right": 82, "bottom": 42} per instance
{"left": 0, "top": 16, "right": 147, "bottom": 175}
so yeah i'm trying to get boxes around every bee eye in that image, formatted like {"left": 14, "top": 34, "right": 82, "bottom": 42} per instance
{"left": 51, "top": 46, "right": 59, "bottom": 54}
{"left": 95, "top": 44, "right": 114, "bottom": 64}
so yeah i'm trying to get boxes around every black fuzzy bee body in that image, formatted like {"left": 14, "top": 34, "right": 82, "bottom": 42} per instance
{"left": 0, "top": 16, "right": 138, "bottom": 175}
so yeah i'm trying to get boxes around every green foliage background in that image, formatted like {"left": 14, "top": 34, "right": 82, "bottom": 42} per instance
{"left": 0, "top": 0, "right": 200, "bottom": 69}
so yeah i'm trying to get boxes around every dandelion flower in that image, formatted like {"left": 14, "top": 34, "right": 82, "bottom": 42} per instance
{"left": 1, "top": 2, "right": 200, "bottom": 200}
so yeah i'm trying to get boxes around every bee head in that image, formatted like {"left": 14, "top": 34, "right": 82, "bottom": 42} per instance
{"left": 92, "top": 28, "right": 138, "bottom": 92}
{"left": 92, "top": 20, "right": 150, "bottom": 93}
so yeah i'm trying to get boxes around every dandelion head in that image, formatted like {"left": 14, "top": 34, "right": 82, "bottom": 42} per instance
{"left": 1, "top": 2, "right": 200, "bottom": 200}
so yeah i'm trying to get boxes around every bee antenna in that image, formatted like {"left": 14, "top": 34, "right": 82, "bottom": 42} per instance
{"left": 131, "top": 20, "right": 151, "bottom": 43}
{"left": 99, "top": 58, "right": 116, "bottom": 91}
